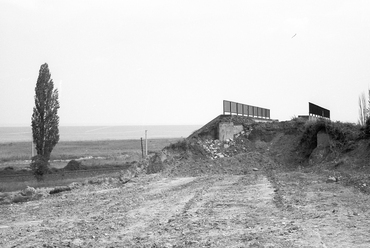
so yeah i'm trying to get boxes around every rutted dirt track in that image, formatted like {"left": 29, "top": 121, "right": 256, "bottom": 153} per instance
{"left": 1, "top": 169, "right": 370, "bottom": 247}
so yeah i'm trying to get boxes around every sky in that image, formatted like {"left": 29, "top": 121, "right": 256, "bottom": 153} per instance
{"left": 1, "top": 0, "right": 370, "bottom": 126}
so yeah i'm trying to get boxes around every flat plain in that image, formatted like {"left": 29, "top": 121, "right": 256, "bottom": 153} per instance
{"left": 0, "top": 138, "right": 181, "bottom": 192}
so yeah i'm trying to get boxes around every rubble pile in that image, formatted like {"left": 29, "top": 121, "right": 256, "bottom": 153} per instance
{"left": 196, "top": 130, "right": 251, "bottom": 159}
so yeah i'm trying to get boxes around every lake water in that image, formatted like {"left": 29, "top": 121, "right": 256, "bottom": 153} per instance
{"left": 0, "top": 125, "right": 201, "bottom": 143}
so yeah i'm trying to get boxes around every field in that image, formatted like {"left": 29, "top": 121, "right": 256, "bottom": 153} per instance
{"left": 0, "top": 138, "right": 181, "bottom": 192}
{"left": 0, "top": 138, "right": 180, "bottom": 163}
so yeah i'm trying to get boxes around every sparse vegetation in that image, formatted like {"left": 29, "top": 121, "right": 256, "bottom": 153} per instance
{"left": 0, "top": 139, "right": 179, "bottom": 167}
{"left": 167, "top": 139, "right": 207, "bottom": 158}
{"left": 0, "top": 138, "right": 179, "bottom": 192}
{"left": 168, "top": 139, "right": 190, "bottom": 151}
{"left": 299, "top": 119, "right": 362, "bottom": 158}
{"left": 365, "top": 117, "right": 370, "bottom": 138}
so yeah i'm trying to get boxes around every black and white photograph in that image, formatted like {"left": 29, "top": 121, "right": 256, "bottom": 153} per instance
{"left": 1, "top": 1, "right": 370, "bottom": 247}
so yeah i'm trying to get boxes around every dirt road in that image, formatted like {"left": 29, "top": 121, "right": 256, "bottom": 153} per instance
{"left": 1, "top": 170, "right": 370, "bottom": 247}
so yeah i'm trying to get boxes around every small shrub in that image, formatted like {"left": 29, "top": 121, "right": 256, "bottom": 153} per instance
{"left": 64, "top": 160, "right": 85, "bottom": 171}
{"left": 1, "top": 166, "right": 16, "bottom": 175}
{"left": 29, "top": 155, "right": 50, "bottom": 181}
{"left": 168, "top": 139, "right": 189, "bottom": 151}
{"left": 326, "top": 121, "right": 360, "bottom": 144}
{"left": 365, "top": 117, "right": 370, "bottom": 138}
{"left": 147, "top": 153, "right": 164, "bottom": 174}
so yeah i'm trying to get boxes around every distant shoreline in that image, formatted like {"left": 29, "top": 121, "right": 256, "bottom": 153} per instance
{"left": 1, "top": 137, "right": 184, "bottom": 144}
{"left": 0, "top": 125, "right": 201, "bottom": 143}
{"left": 0, "top": 136, "right": 190, "bottom": 144}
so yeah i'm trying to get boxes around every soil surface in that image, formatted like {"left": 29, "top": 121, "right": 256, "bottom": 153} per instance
{"left": 1, "top": 165, "right": 370, "bottom": 247}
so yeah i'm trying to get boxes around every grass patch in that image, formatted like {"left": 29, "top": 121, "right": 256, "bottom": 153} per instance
{"left": 0, "top": 163, "right": 131, "bottom": 192}
{"left": 0, "top": 138, "right": 180, "bottom": 170}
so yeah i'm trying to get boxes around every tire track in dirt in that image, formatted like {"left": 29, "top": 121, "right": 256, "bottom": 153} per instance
{"left": 1, "top": 174, "right": 280, "bottom": 247}
{"left": 116, "top": 174, "right": 297, "bottom": 247}
{"left": 150, "top": 174, "right": 286, "bottom": 247}
{"left": 5, "top": 171, "right": 368, "bottom": 247}
{"left": 270, "top": 171, "right": 370, "bottom": 248}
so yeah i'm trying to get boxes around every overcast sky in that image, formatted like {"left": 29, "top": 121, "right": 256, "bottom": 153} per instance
{"left": 1, "top": 0, "right": 370, "bottom": 126}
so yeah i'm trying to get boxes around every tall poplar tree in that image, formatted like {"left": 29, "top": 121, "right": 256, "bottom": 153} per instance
{"left": 31, "top": 63, "right": 60, "bottom": 161}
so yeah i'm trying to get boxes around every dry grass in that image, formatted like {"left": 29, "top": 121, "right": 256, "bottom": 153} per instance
{"left": 0, "top": 138, "right": 181, "bottom": 192}
{"left": 0, "top": 138, "right": 180, "bottom": 167}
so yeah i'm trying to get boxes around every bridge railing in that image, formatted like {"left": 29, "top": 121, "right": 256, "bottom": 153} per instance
{"left": 223, "top": 100, "right": 270, "bottom": 119}
{"left": 309, "top": 102, "right": 330, "bottom": 119}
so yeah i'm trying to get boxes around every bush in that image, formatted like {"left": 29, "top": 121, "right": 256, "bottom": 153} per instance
{"left": 326, "top": 121, "right": 360, "bottom": 144}
{"left": 167, "top": 139, "right": 207, "bottom": 158}
{"left": 29, "top": 155, "right": 50, "bottom": 181}
{"left": 0, "top": 166, "right": 16, "bottom": 175}
{"left": 147, "top": 153, "right": 164, "bottom": 174}
{"left": 365, "top": 117, "right": 370, "bottom": 138}
{"left": 300, "top": 119, "right": 361, "bottom": 157}
{"left": 64, "top": 159, "right": 85, "bottom": 171}
{"left": 168, "top": 139, "right": 189, "bottom": 151}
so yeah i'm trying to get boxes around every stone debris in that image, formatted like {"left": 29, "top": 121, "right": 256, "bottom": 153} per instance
{"left": 196, "top": 130, "right": 250, "bottom": 160}
{"left": 197, "top": 139, "right": 232, "bottom": 159}
{"left": 0, "top": 187, "right": 49, "bottom": 205}
{"left": 68, "top": 182, "right": 82, "bottom": 189}
{"left": 326, "top": 176, "right": 337, "bottom": 183}
{"left": 119, "top": 170, "right": 134, "bottom": 184}
{"left": 21, "top": 186, "right": 36, "bottom": 196}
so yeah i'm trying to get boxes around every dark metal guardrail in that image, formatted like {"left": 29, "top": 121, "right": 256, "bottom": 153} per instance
{"left": 309, "top": 102, "right": 330, "bottom": 119}
{"left": 223, "top": 100, "right": 270, "bottom": 119}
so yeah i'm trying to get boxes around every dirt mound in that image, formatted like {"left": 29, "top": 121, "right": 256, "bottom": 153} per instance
{"left": 163, "top": 152, "right": 277, "bottom": 177}
{"left": 64, "top": 160, "right": 86, "bottom": 171}
{"left": 160, "top": 119, "right": 303, "bottom": 176}
{"left": 161, "top": 117, "right": 370, "bottom": 193}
